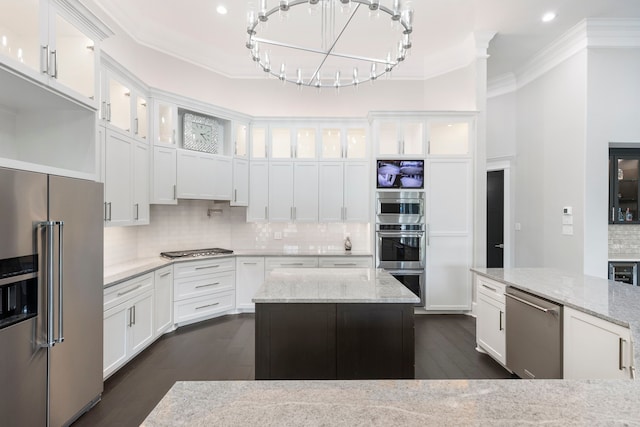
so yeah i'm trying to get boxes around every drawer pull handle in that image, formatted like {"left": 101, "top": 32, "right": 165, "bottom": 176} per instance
{"left": 196, "top": 265, "right": 220, "bottom": 270}
{"left": 117, "top": 284, "right": 142, "bottom": 297}
{"left": 195, "top": 302, "right": 219, "bottom": 310}
{"left": 282, "top": 263, "right": 304, "bottom": 266}
{"left": 481, "top": 284, "right": 497, "bottom": 293}
{"left": 499, "top": 310, "right": 503, "bottom": 331}
{"left": 620, "top": 338, "right": 626, "bottom": 370}
{"left": 196, "top": 282, "right": 220, "bottom": 289}
{"left": 243, "top": 262, "right": 258, "bottom": 265}
{"left": 160, "top": 271, "right": 171, "bottom": 277}
{"left": 333, "top": 263, "right": 357, "bottom": 266}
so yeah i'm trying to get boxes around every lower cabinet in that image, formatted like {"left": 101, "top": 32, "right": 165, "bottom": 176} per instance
{"left": 154, "top": 265, "right": 174, "bottom": 336}
{"left": 103, "top": 273, "right": 155, "bottom": 379}
{"left": 564, "top": 306, "right": 634, "bottom": 379}
{"left": 475, "top": 277, "right": 506, "bottom": 366}
{"left": 173, "top": 257, "right": 236, "bottom": 326}
{"left": 236, "top": 257, "right": 265, "bottom": 312}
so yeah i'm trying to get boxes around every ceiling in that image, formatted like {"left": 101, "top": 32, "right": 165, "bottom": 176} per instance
{"left": 86, "top": 0, "right": 640, "bottom": 82}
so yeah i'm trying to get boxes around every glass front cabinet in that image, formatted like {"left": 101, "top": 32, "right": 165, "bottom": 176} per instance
{"left": 610, "top": 148, "right": 640, "bottom": 224}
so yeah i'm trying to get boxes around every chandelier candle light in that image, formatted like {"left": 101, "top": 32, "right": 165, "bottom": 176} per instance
{"left": 246, "top": 0, "right": 414, "bottom": 89}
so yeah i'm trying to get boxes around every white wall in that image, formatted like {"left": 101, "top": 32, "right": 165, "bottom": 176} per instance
{"left": 514, "top": 51, "right": 587, "bottom": 272}
{"left": 100, "top": 33, "right": 478, "bottom": 117}
{"left": 586, "top": 47, "right": 640, "bottom": 277}
{"left": 487, "top": 92, "right": 516, "bottom": 160}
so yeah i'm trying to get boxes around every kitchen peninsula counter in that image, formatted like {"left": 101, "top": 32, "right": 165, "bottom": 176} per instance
{"left": 142, "top": 379, "right": 640, "bottom": 426}
{"left": 253, "top": 268, "right": 418, "bottom": 380}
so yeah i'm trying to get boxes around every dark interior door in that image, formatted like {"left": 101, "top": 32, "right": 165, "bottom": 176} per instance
{"left": 487, "top": 170, "right": 504, "bottom": 268}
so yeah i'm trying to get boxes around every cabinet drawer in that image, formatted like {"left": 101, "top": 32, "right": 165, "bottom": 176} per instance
{"left": 174, "top": 271, "right": 235, "bottom": 301}
{"left": 319, "top": 256, "right": 372, "bottom": 268}
{"left": 104, "top": 273, "right": 154, "bottom": 311}
{"left": 173, "top": 257, "right": 234, "bottom": 279}
{"left": 477, "top": 277, "right": 506, "bottom": 303}
{"left": 265, "top": 256, "right": 318, "bottom": 271}
{"left": 174, "top": 291, "right": 235, "bottom": 325}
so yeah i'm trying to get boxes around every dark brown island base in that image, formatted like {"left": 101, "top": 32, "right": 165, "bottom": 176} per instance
{"left": 253, "top": 268, "right": 419, "bottom": 380}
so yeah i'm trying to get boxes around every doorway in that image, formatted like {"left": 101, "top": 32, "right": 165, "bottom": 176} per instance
{"left": 487, "top": 170, "right": 504, "bottom": 268}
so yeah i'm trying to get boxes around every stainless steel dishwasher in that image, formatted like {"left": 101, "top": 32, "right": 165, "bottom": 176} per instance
{"left": 505, "top": 288, "right": 563, "bottom": 379}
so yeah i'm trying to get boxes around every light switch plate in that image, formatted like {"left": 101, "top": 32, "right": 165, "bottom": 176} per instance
{"left": 562, "top": 225, "right": 573, "bottom": 235}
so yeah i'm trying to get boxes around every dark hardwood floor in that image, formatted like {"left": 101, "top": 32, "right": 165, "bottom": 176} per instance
{"left": 73, "top": 313, "right": 512, "bottom": 427}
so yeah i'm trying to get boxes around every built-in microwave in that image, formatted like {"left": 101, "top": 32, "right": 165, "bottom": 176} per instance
{"left": 377, "top": 160, "right": 424, "bottom": 189}
{"left": 376, "top": 191, "right": 424, "bottom": 224}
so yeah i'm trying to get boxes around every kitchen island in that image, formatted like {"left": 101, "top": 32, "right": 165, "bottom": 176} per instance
{"left": 142, "top": 379, "right": 640, "bottom": 426}
{"left": 252, "top": 268, "right": 419, "bottom": 380}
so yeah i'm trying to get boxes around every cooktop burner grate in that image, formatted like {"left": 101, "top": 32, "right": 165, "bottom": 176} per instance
{"left": 160, "top": 248, "right": 234, "bottom": 259}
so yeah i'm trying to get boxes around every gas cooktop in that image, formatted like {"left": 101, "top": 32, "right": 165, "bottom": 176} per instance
{"left": 160, "top": 248, "right": 234, "bottom": 259}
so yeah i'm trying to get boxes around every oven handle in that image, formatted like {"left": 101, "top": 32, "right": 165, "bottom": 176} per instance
{"left": 377, "top": 232, "right": 424, "bottom": 238}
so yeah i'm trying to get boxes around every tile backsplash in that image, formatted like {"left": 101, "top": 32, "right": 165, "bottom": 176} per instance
{"left": 608, "top": 224, "right": 640, "bottom": 256}
{"left": 104, "top": 200, "right": 371, "bottom": 267}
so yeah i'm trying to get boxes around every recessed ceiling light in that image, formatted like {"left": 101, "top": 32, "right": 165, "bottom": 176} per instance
{"left": 217, "top": 5, "right": 228, "bottom": 15}
{"left": 542, "top": 12, "right": 556, "bottom": 23}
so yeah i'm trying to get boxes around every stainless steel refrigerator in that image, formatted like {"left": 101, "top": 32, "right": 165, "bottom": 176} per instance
{"left": 0, "top": 167, "right": 103, "bottom": 427}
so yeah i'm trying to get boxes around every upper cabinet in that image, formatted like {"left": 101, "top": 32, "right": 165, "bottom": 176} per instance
{"left": 0, "top": 0, "right": 112, "bottom": 110}
{"left": 374, "top": 118, "right": 425, "bottom": 157}
{"left": 234, "top": 122, "right": 248, "bottom": 157}
{"left": 320, "top": 126, "right": 368, "bottom": 160}
{"left": 100, "top": 58, "right": 149, "bottom": 143}
{"left": 610, "top": 148, "right": 640, "bottom": 224}
{"left": 427, "top": 119, "right": 472, "bottom": 156}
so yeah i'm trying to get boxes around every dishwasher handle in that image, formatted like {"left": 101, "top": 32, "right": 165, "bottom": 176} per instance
{"left": 505, "top": 292, "right": 559, "bottom": 315}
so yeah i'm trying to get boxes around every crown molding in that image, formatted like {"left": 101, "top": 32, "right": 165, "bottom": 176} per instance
{"left": 53, "top": 0, "right": 114, "bottom": 41}
{"left": 487, "top": 73, "right": 517, "bottom": 98}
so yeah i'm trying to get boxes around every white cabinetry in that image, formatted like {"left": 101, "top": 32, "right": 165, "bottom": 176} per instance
{"left": 151, "top": 146, "right": 177, "bottom": 204}
{"left": 103, "top": 273, "right": 154, "bottom": 379}
{"left": 318, "top": 162, "right": 369, "bottom": 222}
{"left": 425, "top": 159, "right": 473, "bottom": 311}
{"left": 153, "top": 99, "right": 178, "bottom": 145}
{"left": 173, "top": 258, "right": 236, "bottom": 326}
{"left": 268, "top": 162, "right": 318, "bottom": 222}
{"left": 248, "top": 161, "right": 269, "bottom": 221}
{"left": 103, "top": 127, "right": 149, "bottom": 226}
{"left": 176, "top": 149, "right": 232, "bottom": 200}
{"left": 154, "top": 266, "right": 174, "bottom": 336}
{"left": 0, "top": 0, "right": 108, "bottom": 109}
{"left": 475, "top": 276, "right": 506, "bottom": 366}
{"left": 318, "top": 257, "right": 372, "bottom": 268}
{"left": 564, "top": 306, "right": 635, "bottom": 379}
{"left": 231, "top": 157, "right": 249, "bottom": 206}
{"left": 374, "top": 118, "right": 425, "bottom": 156}
{"left": 265, "top": 257, "right": 319, "bottom": 272}
{"left": 235, "top": 257, "right": 265, "bottom": 312}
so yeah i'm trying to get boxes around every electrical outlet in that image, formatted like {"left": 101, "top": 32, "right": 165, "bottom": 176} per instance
{"left": 274, "top": 232, "right": 282, "bottom": 240}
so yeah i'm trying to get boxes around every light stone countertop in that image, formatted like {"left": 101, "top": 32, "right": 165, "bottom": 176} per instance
{"left": 252, "top": 268, "right": 420, "bottom": 304}
{"left": 472, "top": 267, "right": 640, "bottom": 369}
{"left": 142, "top": 379, "right": 640, "bottom": 426}
{"left": 103, "top": 251, "right": 373, "bottom": 289}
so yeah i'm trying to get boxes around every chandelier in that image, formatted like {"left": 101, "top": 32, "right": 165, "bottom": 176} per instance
{"left": 246, "top": 0, "right": 414, "bottom": 88}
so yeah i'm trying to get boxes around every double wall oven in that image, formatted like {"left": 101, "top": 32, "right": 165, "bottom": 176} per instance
{"left": 376, "top": 191, "right": 426, "bottom": 307}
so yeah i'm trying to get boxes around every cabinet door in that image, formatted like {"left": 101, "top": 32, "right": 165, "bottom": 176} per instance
{"left": 236, "top": 257, "right": 265, "bottom": 311}
{"left": 425, "top": 159, "right": 472, "bottom": 310}
{"left": 344, "top": 162, "right": 369, "bottom": 222}
{"left": 232, "top": 157, "right": 249, "bottom": 207}
{"left": 402, "top": 121, "right": 424, "bottom": 155}
{"left": 476, "top": 292, "right": 506, "bottom": 365}
{"left": 234, "top": 122, "right": 248, "bottom": 157}
{"left": 50, "top": 6, "right": 98, "bottom": 105}
{"left": 105, "top": 73, "right": 132, "bottom": 132}
{"left": 154, "top": 100, "right": 177, "bottom": 145}
{"left": 134, "top": 93, "right": 148, "bottom": 141}
{"left": 293, "top": 162, "right": 318, "bottom": 222}
{"left": 319, "top": 162, "right": 344, "bottom": 222}
{"left": 248, "top": 161, "right": 269, "bottom": 221}
{"left": 271, "top": 127, "right": 292, "bottom": 159}
{"left": 104, "top": 129, "right": 133, "bottom": 226}
{"left": 154, "top": 267, "right": 173, "bottom": 336}
{"left": 321, "top": 128, "right": 342, "bottom": 160}
{"left": 269, "top": 162, "right": 294, "bottom": 221}
{"left": 346, "top": 128, "right": 367, "bottom": 159}
{"left": 295, "top": 128, "right": 317, "bottom": 159}
{"left": 151, "top": 146, "right": 177, "bottom": 204}
{"left": 212, "top": 155, "right": 232, "bottom": 200}
{"left": 564, "top": 306, "right": 634, "bottom": 379}
{"left": 428, "top": 120, "right": 470, "bottom": 156}
{"left": 251, "top": 126, "right": 267, "bottom": 159}
{"left": 103, "top": 303, "right": 129, "bottom": 379}
{"left": 377, "top": 121, "right": 400, "bottom": 155}
{"left": 198, "top": 154, "right": 217, "bottom": 199}
{"left": 133, "top": 141, "right": 149, "bottom": 224}
{"left": 129, "top": 290, "right": 154, "bottom": 356}
{"left": 0, "top": 0, "right": 45, "bottom": 83}
{"left": 176, "top": 149, "right": 200, "bottom": 199}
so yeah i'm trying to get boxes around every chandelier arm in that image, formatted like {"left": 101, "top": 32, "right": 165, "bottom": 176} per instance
{"left": 253, "top": 36, "right": 397, "bottom": 65}
{"left": 309, "top": 3, "right": 361, "bottom": 83}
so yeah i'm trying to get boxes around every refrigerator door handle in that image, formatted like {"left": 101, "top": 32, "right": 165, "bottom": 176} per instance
{"left": 55, "top": 220, "right": 64, "bottom": 344}
{"left": 40, "top": 220, "right": 56, "bottom": 348}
